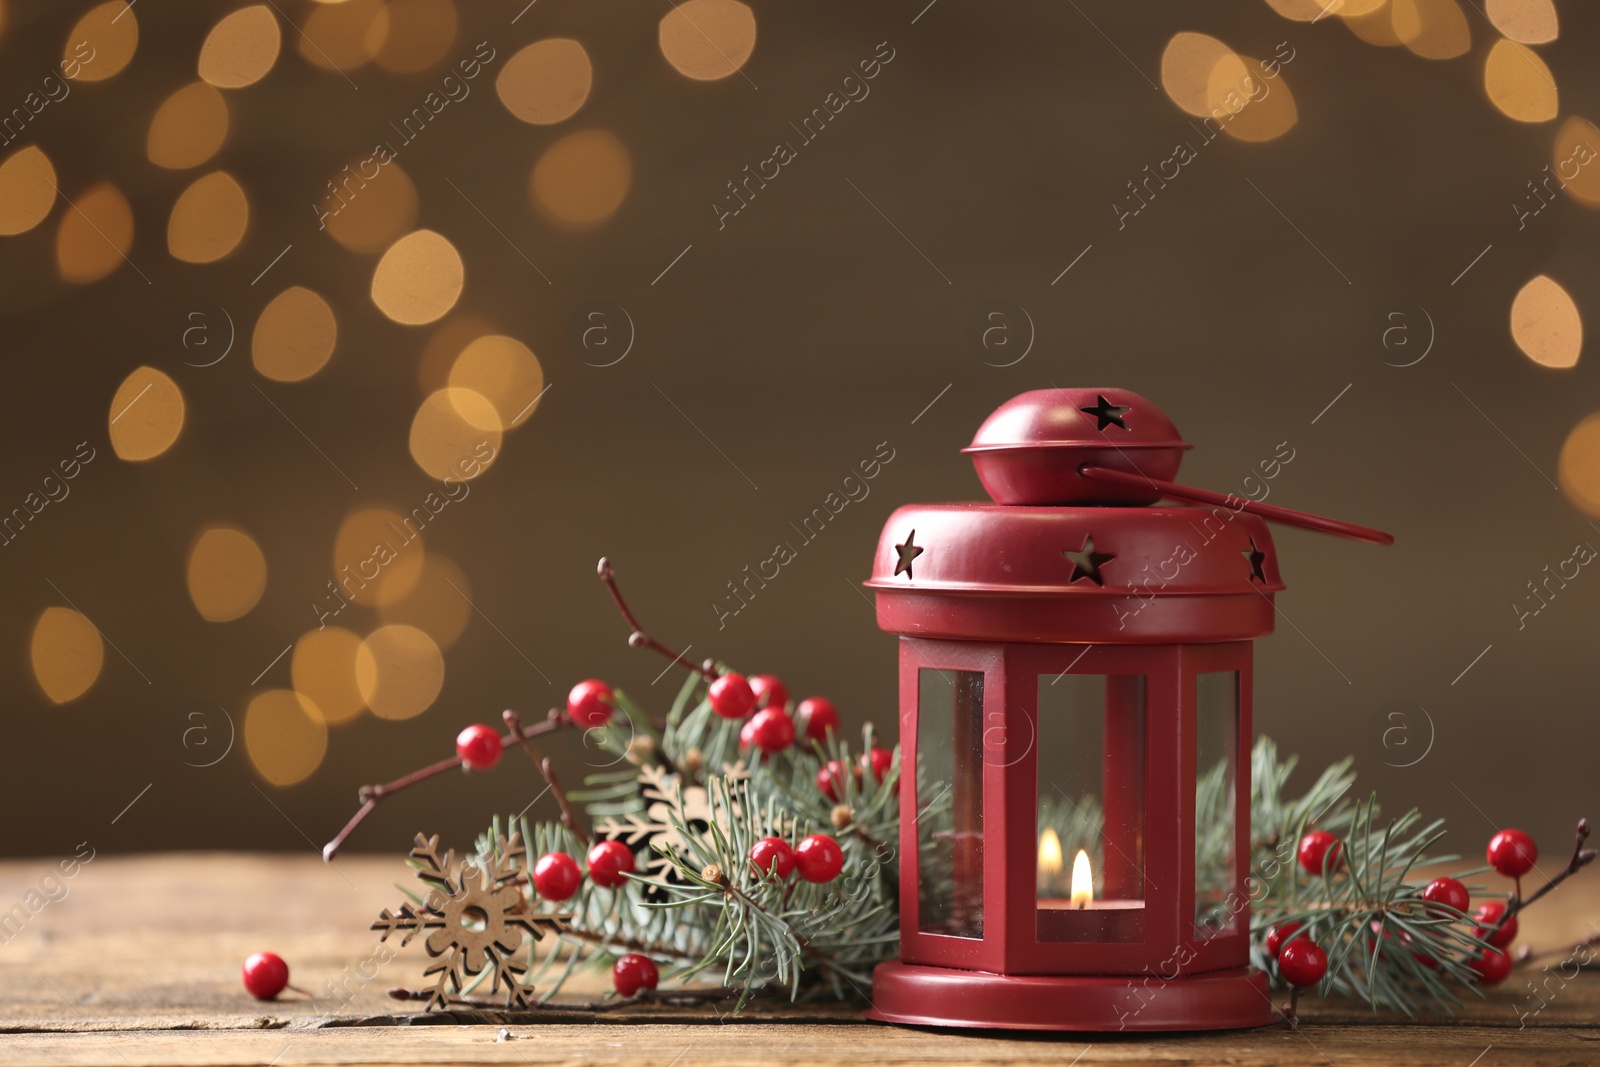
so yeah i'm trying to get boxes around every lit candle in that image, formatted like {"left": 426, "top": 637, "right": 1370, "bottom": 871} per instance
{"left": 1037, "top": 828, "right": 1062, "bottom": 895}
{"left": 1070, "top": 848, "right": 1093, "bottom": 909}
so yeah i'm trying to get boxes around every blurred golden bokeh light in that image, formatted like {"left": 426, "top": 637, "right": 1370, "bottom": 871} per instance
{"left": 1160, "top": 32, "right": 1236, "bottom": 119}
{"left": 245, "top": 689, "right": 327, "bottom": 786}
{"left": 1343, "top": 2, "right": 1407, "bottom": 47}
{"left": 497, "top": 38, "right": 592, "bottom": 125}
{"left": 410, "top": 388, "right": 501, "bottom": 481}
{"left": 30, "top": 607, "right": 103, "bottom": 705}
{"left": 253, "top": 286, "right": 338, "bottom": 382}
{"left": 1262, "top": 0, "right": 1334, "bottom": 19}
{"left": 1208, "top": 55, "right": 1297, "bottom": 142}
{"left": 186, "top": 525, "right": 268, "bottom": 622}
{"left": 1553, "top": 117, "right": 1600, "bottom": 207}
{"left": 419, "top": 315, "right": 494, "bottom": 394}
{"left": 1560, "top": 415, "right": 1600, "bottom": 519}
{"left": 198, "top": 5, "right": 281, "bottom": 88}
{"left": 147, "top": 82, "right": 229, "bottom": 169}
{"left": 355, "top": 624, "right": 444, "bottom": 720}
{"left": 1484, "top": 39, "right": 1557, "bottom": 124}
{"left": 333, "top": 506, "right": 427, "bottom": 608}
{"left": 1394, "top": 0, "right": 1471, "bottom": 60}
{"left": 168, "top": 171, "right": 250, "bottom": 263}
{"left": 323, "top": 160, "right": 418, "bottom": 254}
{"left": 659, "top": 0, "right": 756, "bottom": 81}
{"left": 1510, "top": 275, "right": 1581, "bottom": 369}
{"left": 108, "top": 366, "right": 184, "bottom": 461}
{"left": 1485, "top": 0, "right": 1557, "bottom": 44}
{"left": 299, "top": 0, "right": 386, "bottom": 72}
{"left": 0, "top": 146, "right": 57, "bottom": 235}
{"left": 291, "top": 627, "right": 366, "bottom": 725}
{"left": 449, "top": 335, "right": 544, "bottom": 430}
{"left": 379, "top": 554, "right": 472, "bottom": 649}
{"left": 374, "top": 0, "right": 456, "bottom": 74}
{"left": 67, "top": 2, "right": 138, "bottom": 83}
{"left": 371, "top": 229, "right": 464, "bottom": 325}
{"left": 1559, "top": 414, "right": 1600, "bottom": 517}
{"left": 530, "top": 129, "right": 632, "bottom": 228}
{"left": 56, "top": 181, "right": 133, "bottom": 284}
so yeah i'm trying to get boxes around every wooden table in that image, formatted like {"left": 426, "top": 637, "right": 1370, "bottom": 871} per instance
{"left": 2, "top": 854, "right": 1595, "bottom": 1065}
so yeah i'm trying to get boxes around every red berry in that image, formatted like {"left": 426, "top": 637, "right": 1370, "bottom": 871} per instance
{"left": 795, "top": 697, "right": 839, "bottom": 742}
{"left": 1486, "top": 829, "right": 1537, "bottom": 878}
{"left": 865, "top": 745, "right": 893, "bottom": 783}
{"left": 1277, "top": 938, "right": 1328, "bottom": 987}
{"left": 743, "top": 707, "right": 795, "bottom": 754}
{"left": 612, "top": 953, "right": 659, "bottom": 997}
{"left": 1473, "top": 900, "right": 1519, "bottom": 948}
{"left": 533, "top": 851, "right": 582, "bottom": 901}
{"left": 1420, "top": 877, "right": 1469, "bottom": 916}
{"left": 567, "top": 679, "right": 614, "bottom": 728}
{"left": 242, "top": 952, "right": 289, "bottom": 1000}
{"left": 455, "top": 723, "right": 502, "bottom": 770}
{"left": 708, "top": 673, "right": 756, "bottom": 719}
{"left": 1264, "top": 921, "right": 1304, "bottom": 957}
{"left": 1470, "top": 948, "right": 1513, "bottom": 986}
{"left": 749, "top": 674, "right": 788, "bottom": 710}
{"left": 749, "top": 836, "right": 795, "bottom": 879}
{"left": 795, "top": 834, "right": 844, "bottom": 883}
{"left": 586, "top": 840, "right": 636, "bottom": 889}
{"left": 817, "top": 759, "right": 860, "bottom": 801}
{"left": 1297, "top": 830, "right": 1343, "bottom": 876}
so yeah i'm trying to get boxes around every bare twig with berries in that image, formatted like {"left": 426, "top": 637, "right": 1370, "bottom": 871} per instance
{"left": 1488, "top": 819, "right": 1595, "bottom": 961}
{"left": 503, "top": 708, "right": 583, "bottom": 838}
{"left": 322, "top": 711, "right": 572, "bottom": 861}
{"left": 598, "top": 556, "right": 717, "bottom": 682}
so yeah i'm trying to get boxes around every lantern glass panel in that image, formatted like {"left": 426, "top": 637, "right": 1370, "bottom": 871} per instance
{"left": 1035, "top": 672, "right": 1146, "bottom": 942}
{"left": 1194, "top": 670, "right": 1240, "bottom": 938}
{"left": 916, "top": 668, "right": 985, "bottom": 939}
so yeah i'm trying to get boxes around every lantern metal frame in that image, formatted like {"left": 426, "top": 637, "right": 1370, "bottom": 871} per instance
{"left": 865, "top": 388, "right": 1387, "bottom": 1032}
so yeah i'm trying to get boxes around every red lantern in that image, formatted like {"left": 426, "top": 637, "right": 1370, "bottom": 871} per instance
{"left": 864, "top": 388, "right": 1389, "bottom": 1032}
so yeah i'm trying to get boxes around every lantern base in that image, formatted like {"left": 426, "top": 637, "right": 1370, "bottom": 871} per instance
{"left": 867, "top": 961, "right": 1276, "bottom": 1032}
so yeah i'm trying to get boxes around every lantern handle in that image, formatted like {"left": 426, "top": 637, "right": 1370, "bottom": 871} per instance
{"left": 1078, "top": 464, "right": 1394, "bottom": 545}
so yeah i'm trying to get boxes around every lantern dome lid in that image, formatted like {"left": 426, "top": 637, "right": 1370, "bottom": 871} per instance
{"left": 962, "top": 388, "right": 1192, "bottom": 507}
{"left": 865, "top": 502, "right": 1281, "bottom": 643}
{"left": 964, "top": 387, "right": 1188, "bottom": 456}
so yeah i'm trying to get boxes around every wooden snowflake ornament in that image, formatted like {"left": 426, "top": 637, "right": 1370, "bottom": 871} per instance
{"left": 372, "top": 832, "right": 570, "bottom": 1010}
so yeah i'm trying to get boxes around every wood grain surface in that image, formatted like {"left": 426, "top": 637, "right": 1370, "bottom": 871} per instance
{"left": 0, "top": 853, "right": 1594, "bottom": 1065}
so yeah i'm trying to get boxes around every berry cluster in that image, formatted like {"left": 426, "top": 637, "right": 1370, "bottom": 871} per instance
{"left": 531, "top": 839, "right": 638, "bottom": 900}
{"left": 747, "top": 833, "right": 846, "bottom": 884}
{"left": 1269, "top": 826, "right": 1543, "bottom": 996}
{"left": 725, "top": 675, "right": 843, "bottom": 757}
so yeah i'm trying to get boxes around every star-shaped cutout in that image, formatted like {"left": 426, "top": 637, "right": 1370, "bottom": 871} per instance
{"left": 1242, "top": 537, "right": 1267, "bottom": 582}
{"left": 1080, "top": 394, "right": 1130, "bottom": 432}
{"left": 1063, "top": 535, "right": 1115, "bottom": 586}
{"left": 894, "top": 530, "right": 924, "bottom": 580}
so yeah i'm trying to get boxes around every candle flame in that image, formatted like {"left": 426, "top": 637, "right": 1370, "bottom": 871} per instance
{"left": 1071, "top": 849, "right": 1093, "bottom": 908}
{"left": 1038, "top": 828, "right": 1062, "bottom": 875}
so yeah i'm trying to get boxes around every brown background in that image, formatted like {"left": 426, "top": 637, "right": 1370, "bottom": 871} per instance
{"left": 0, "top": 0, "right": 1596, "bottom": 863}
